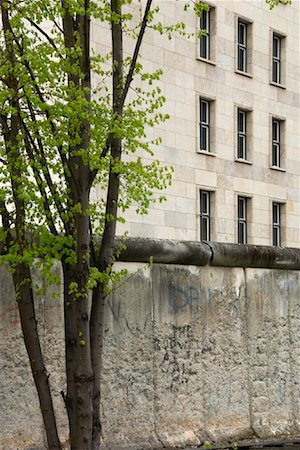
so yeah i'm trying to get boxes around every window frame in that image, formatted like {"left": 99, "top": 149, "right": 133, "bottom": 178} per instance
{"left": 270, "top": 115, "right": 286, "bottom": 171}
{"left": 237, "top": 196, "right": 248, "bottom": 244}
{"left": 270, "top": 30, "right": 286, "bottom": 88}
{"left": 197, "top": 5, "right": 216, "bottom": 64}
{"left": 199, "top": 8, "right": 210, "bottom": 60}
{"left": 200, "top": 190, "right": 211, "bottom": 241}
{"left": 272, "top": 118, "right": 281, "bottom": 167}
{"left": 237, "top": 19, "right": 247, "bottom": 73}
{"left": 237, "top": 108, "right": 247, "bottom": 160}
{"left": 199, "top": 98, "right": 211, "bottom": 152}
{"left": 272, "top": 202, "right": 281, "bottom": 246}
{"left": 272, "top": 34, "right": 281, "bottom": 84}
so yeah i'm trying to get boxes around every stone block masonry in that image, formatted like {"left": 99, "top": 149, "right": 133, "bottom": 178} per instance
{"left": 1, "top": 239, "right": 300, "bottom": 449}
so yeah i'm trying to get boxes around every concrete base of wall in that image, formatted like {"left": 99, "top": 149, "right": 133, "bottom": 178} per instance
{"left": 1, "top": 261, "right": 300, "bottom": 449}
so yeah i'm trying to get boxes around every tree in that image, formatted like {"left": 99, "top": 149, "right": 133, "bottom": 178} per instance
{"left": 0, "top": 0, "right": 289, "bottom": 448}
{"left": 0, "top": 0, "right": 202, "bottom": 448}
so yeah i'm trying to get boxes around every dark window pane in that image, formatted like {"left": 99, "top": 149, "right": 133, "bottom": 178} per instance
{"left": 273, "top": 36, "right": 280, "bottom": 58}
{"left": 272, "top": 120, "right": 277, "bottom": 140}
{"left": 201, "top": 192, "right": 208, "bottom": 214}
{"left": 273, "top": 61, "right": 278, "bottom": 82}
{"left": 201, "top": 101, "right": 207, "bottom": 122}
{"left": 272, "top": 227, "right": 278, "bottom": 246}
{"left": 238, "top": 223, "right": 243, "bottom": 244}
{"left": 273, "top": 36, "right": 276, "bottom": 56}
{"left": 238, "top": 136, "right": 244, "bottom": 158}
{"left": 200, "top": 36, "right": 207, "bottom": 58}
{"left": 273, "top": 204, "right": 277, "bottom": 223}
{"left": 238, "top": 198, "right": 243, "bottom": 218}
{"left": 238, "top": 49, "right": 244, "bottom": 71}
{"left": 201, "top": 218, "right": 208, "bottom": 240}
{"left": 238, "top": 111, "right": 245, "bottom": 132}
{"left": 273, "top": 203, "right": 280, "bottom": 224}
{"left": 200, "top": 126, "right": 207, "bottom": 150}
{"left": 238, "top": 22, "right": 246, "bottom": 45}
{"left": 200, "top": 10, "right": 207, "bottom": 30}
{"left": 272, "top": 144, "right": 279, "bottom": 166}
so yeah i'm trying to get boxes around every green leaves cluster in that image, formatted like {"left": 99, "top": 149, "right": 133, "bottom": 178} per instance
{"left": 0, "top": 0, "right": 176, "bottom": 290}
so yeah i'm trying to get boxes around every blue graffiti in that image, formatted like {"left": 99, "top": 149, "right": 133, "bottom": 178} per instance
{"left": 169, "top": 284, "right": 200, "bottom": 313}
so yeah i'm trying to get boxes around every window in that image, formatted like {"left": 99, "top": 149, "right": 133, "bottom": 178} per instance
{"left": 200, "top": 190, "right": 211, "bottom": 241}
{"left": 271, "top": 116, "right": 285, "bottom": 169}
{"left": 272, "top": 34, "right": 281, "bottom": 84}
{"left": 236, "top": 18, "right": 252, "bottom": 75}
{"left": 237, "top": 20, "right": 247, "bottom": 72}
{"left": 199, "top": 98, "right": 210, "bottom": 152}
{"left": 198, "top": 6, "right": 216, "bottom": 63}
{"left": 237, "top": 196, "right": 248, "bottom": 244}
{"left": 200, "top": 9, "right": 210, "bottom": 60}
{"left": 272, "top": 119, "right": 281, "bottom": 167}
{"left": 272, "top": 202, "right": 281, "bottom": 246}
{"left": 237, "top": 109, "right": 247, "bottom": 159}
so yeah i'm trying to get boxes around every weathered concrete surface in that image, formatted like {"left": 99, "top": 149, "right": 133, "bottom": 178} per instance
{"left": 117, "top": 238, "right": 300, "bottom": 270}
{"left": 1, "top": 261, "right": 300, "bottom": 449}
{"left": 116, "top": 237, "right": 212, "bottom": 266}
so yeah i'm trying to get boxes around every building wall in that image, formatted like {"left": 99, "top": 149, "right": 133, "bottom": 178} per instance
{"left": 1, "top": 259, "right": 300, "bottom": 449}
{"left": 91, "top": 1, "right": 300, "bottom": 246}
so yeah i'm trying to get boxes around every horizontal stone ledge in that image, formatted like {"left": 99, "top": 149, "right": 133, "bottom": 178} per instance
{"left": 116, "top": 237, "right": 300, "bottom": 270}
{"left": 208, "top": 242, "right": 300, "bottom": 269}
{"left": 115, "top": 237, "right": 212, "bottom": 266}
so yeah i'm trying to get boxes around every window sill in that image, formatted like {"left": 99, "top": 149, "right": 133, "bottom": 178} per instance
{"left": 196, "top": 56, "right": 216, "bottom": 66}
{"left": 197, "top": 150, "right": 216, "bottom": 157}
{"left": 270, "top": 165, "right": 286, "bottom": 172}
{"left": 235, "top": 158, "right": 253, "bottom": 165}
{"left": 235, "top": 69, "right": 253, "bottom": 78}
{"left": 270, "top": 81, "right": 286, "bottom": 89}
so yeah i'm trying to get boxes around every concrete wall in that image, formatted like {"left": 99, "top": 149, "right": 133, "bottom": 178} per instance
{"left": 1, "top": 259, "right": 300, "bottom": 449}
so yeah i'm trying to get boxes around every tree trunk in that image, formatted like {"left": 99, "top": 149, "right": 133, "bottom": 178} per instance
{"left": 90, "top": 1, "right": 123, "bottom": 448}
{"left": 61, "top": 1, "right": 95, "bottom": 446}
{"left": 90, "top": 283, "right": 106, "bottom": 449}
{"left": 13, "top": 264, "right": 61, "bottom": 450}
{"left": 1, "top": 4, "right": 61, "bottom": 447}
{"left": 62, "top": 262, "right": 77, "bottom": 443}
{"left": 62, "top": 205, "right": 95, "bottom": 449}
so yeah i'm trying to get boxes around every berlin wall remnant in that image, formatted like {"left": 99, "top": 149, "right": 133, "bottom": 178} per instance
{"left": 1, "top": 238, "right": 300, "bottom": 449}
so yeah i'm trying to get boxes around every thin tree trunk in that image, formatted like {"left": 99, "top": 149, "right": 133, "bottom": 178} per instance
{"left": 90, "top": 283, "right": 106, "bottom": 449}
{"left": 63, "top": 211, "right": 95, "bottom": 449}
{"left": 90, "top": 1, "right": 123, "bottom": 447}
{"left": 62, "top": 262, "right": 77, "bottom": 443}
{"left": 13, "top": 264, "right": 62, "bottom": 450}
{"left": 0, "top": 4, "right": 61, "bottom": 447}
{"left": 61, "top": 1, "right": 95, "bottom": 446}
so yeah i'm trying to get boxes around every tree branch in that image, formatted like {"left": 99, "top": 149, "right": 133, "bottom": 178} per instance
{"left": 6, "top": 22, "right": 78, "bottom": 194}
{"left": 20, "top": 118, "right": 59, "bottom": 236}
{"left": 25, "top": 17, "right": 59, "bottom": 53}
{"left": 92, "top": 0, "right": 153, "bottom": 176}
{"left": 21, "top": 98, "right": 69, "bottom": 232}
{"left": 0, "top": 199, "right": 11, "bottom": 230}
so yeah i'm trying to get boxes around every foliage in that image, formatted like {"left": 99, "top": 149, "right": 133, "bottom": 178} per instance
{"left": 267, "top": 0, "right": 292, "bottom": 9}
{"left": 0, "top": 0, "right": 174, "bottom": 280}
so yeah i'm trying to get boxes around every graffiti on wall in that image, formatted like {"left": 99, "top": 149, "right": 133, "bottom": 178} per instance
{"left": 155, "top": 324, "right": 201, "bottom": 391}
{"left": 0, "top": 303, "right": 20, "bottom": 336}
{"left": 168, "top": 283, "right": 200, "bottom": 313}
{"left": 168, "top": 282, "right": 241, "bottom": 320}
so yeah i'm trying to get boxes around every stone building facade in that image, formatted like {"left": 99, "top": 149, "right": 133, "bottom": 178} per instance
{"left": 93, "top": 0, "right": 300, "bottom": 247}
